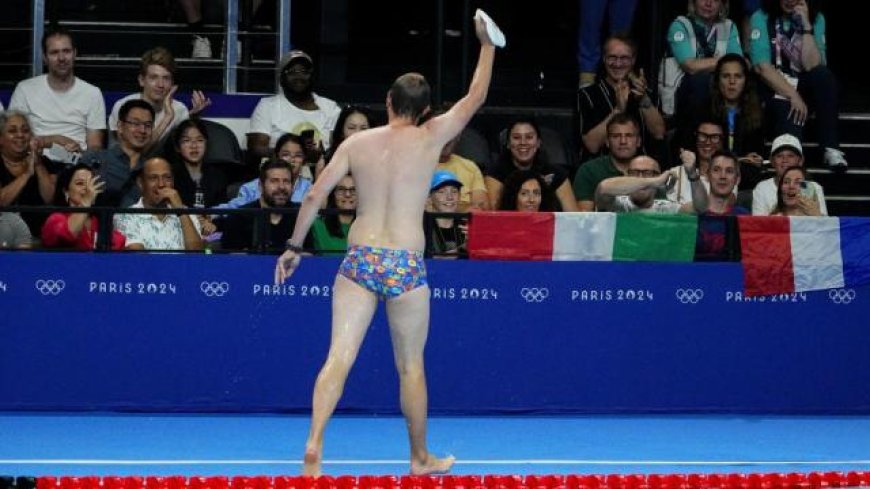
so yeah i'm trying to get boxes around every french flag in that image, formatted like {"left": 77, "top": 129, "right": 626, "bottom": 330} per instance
{"left": 738, "top": 216, "right": 870, "bottom": 296}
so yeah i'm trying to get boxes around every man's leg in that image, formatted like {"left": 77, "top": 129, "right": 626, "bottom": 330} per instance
{"left": 303, "top": 274, "right": 378, "bottom": 476}
{"left": 385, "top": 284, "right": 454, "bottom": 475}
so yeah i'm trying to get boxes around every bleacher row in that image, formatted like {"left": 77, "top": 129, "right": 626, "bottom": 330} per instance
{"left": 2, "top": 472, "right": 868, "bottom": 489}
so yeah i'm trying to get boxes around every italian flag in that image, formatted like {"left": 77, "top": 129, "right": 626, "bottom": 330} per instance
{"left": 467, "top": 212, "right": 698, "bottom": 262}
{"left": 738, "top": 216, "right": 870, "bottom": 296}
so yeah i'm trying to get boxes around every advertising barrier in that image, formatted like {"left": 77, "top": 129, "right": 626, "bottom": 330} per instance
{"left": 1, "top": 253, "right": 868, "bottom": 413}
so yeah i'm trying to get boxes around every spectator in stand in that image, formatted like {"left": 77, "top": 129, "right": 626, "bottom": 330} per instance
{"left": 668, "top": 119, "right": 726, "bottom": 205}
{"left": 577, "top": 34, "right": 666, "bottom": 163}
{"left": 220, "top": 159, "right": 312, "bottom": 252}
{"left": 114, "top": 157, "right": 203, "bottom": 251}
{"left": 0, "top": 111, "right": 57, "bottom": 235}
{"left": 424, "top": 170, "right": 468, "bottom": 258}
{"left": 499, "top": 169, "right": 557, "bottom": 212}
{"left": 696, "top": 151, "right": 749, "bottom": 261}
{"left": 748, "top": 0, "right": 847, "bottom": 171}
{"left": 9, "top": 27, "right": 106, "bottom": 157}
{"left": 771, "top": 165, "right": 821, "bottom": 216}
{"left": 698, "top": 53, "right": 765, "bottom": 189}
{"left": 247, "top": 50, "right": 341, "bottom": 174}
{"left": 751, "top": 133, "right": 826, "bottom": 215}
{"left": 577, "top": 0, "right": 639, "bottom": 88}
{"left": 596, "top": 154, "right": 708, "bottom": 214}
{"left": 109, "top": 47, "right": 211, "bottom": 145}
{"left": 312, "top": 173, "right": 356, "bottom": 256}
{"left": 0, "top": 211, "right": 32, "bottom": 249}
{"left": 486, "top": 118, "right": 578, "bottom": 211}
{"left": 316, "top": 105, "right": 372, "bottom": 177}
{"left": 666, "top": 0, "right": 742, "bottom": 122}
{"left": 436, "top": 132, "right": 489, "bottom": 211}
{"left": 573, "top": 113, "right": 640, "bottom": 211}
{"left": 164, "top": 119, "right": 228, "bottom": 237}
{"left": 82, "top": 99, "right": 156, "bottom": 208}
{"left": 215, "top": 133, "right": 311, "bottom": 212}
{"left": 41, "top": 163, "right": 125, "bottom": 251}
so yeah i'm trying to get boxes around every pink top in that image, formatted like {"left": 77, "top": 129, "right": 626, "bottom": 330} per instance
{"left": 41, "top": 212, "right": 126, "bottom": 250}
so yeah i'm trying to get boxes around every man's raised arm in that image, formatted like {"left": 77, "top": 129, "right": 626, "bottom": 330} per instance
{"left": 426, "top": 13, "right": 501, "bottom": 147}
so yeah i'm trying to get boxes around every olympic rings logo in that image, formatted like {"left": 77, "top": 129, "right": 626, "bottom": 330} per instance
{"left": 35, "top": 279, "right": 66, "bottom": 296}
{"left": 828, "top": 288, "right": 856, "bottom": 305}
{"left": 200, "top": 281, "right": 230, "bottom": 297}
{"left": 520, "top": 287, "right": 549, "bottom": 303}
{"left": 675, "top": 288, "right": 704, "bottom": 304}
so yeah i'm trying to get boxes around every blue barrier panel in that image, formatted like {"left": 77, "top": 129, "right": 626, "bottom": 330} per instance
{"left": 1, "top": 252, "right": 868, "bottom": 414}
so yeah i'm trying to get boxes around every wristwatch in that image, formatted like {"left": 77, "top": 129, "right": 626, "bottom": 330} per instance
{"left": 285, "top": 241, "right": 304, "bottom": 253}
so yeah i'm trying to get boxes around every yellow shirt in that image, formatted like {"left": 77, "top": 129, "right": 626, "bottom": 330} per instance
{"left": 435, "top": 154, "right": 487, "bottom": 207}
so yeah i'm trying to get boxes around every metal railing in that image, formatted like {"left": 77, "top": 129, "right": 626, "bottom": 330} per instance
{"left": 27, "top": 0, "right": 292, "bottom": 93}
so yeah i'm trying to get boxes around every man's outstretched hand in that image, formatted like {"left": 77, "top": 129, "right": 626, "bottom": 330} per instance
{"left": 274, "top": 250, "right": 302, "bottom": 285}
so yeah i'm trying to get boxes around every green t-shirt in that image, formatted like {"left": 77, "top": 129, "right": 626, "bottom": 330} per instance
{"left": 573, "top": 154, "right": 624, "bottom": 202}
{"left": 312, "top": 217, "right": 350, "bottom": 256}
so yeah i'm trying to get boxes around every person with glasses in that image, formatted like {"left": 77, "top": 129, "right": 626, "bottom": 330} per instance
{"left": 577, "top": 34, "right": 666, "bottom": 164}
{"left": 248, "top": 50, "right": 341, "bottom": 174}
{"left": 80, "top": 99, "right": 156, "bottom": 208}
{"left": 668, "top": 119, "right": 726, "bottom": 205}
{"left": 596, "top": 154, "right": 708, "bottom": 214}
{"left": 312, "top": 173, "right": 357, "bottom": 256}
{"left": 108, "top": 47, "right": 211, "bottom": 147}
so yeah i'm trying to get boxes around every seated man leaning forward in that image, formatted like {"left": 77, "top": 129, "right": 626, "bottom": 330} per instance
{"left": 114, "top": 157, "right": 203, "bottom": 251}
{"left": 595, "top": 153, "right": 708, "bottom": 214}
{"left": 274, "top": 10, "right": 500, "bottom": 477}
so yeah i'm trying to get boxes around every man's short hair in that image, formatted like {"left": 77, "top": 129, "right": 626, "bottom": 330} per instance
{"left": 709, "top": 150, "right": 741, "bottom": 177}
{"left": 388, "top": 73, "right": 431, "bottom": 121}
{"left": 42, "top": 26, "right": 75, "bottom": 53}
{"left": 606, "top": 112, "right": 639, "bottom": 133}
{"left": 259, "top": 160, "right": 293, "bottom": 183}
{"left": 119, "top": 99, "right": 155, "bottom": 122}
{"left": 136, "top": 156, "right": 173, "bottom": 179}
{"left": 140, "top": 46, "right": 176, "bottom": 78}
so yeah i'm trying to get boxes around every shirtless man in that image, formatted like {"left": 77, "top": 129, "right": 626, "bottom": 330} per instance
{"left": 274, "top": 12, "right": 500, "bottom": 477}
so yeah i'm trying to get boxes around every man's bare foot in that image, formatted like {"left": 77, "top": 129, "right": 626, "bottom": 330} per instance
{"left": 302, "top": 447, "right": 321, "bottom": 477}
{"left": 410, "top": 454, "right": 455, "bottom": 475}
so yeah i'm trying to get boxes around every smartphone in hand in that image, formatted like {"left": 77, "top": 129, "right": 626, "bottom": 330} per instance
{"left": 799, "top": 181, "right": 816, "bottom": 200}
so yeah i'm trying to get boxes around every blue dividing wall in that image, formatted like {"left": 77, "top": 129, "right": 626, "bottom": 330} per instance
{"left": 1, "top": 252, "right": 868, "bottom": 414}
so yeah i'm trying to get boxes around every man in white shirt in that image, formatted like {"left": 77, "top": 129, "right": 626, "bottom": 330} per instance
{"left": 114, "top": 157, "right": 203, "bottom": 251}
{"left": 596, "top": 154, "right": 708, "bottom": 214}
{"left": 108, "top": 47, "right": 211, "bottom": 145}
{"left": 247, "top": 50, "right": 341, "bottom": 164}
{"left": 9, "top": 27, "right": 105, "bottom": 155}
{"left": 751, "top": 133, "right": 827, "bottom": 216}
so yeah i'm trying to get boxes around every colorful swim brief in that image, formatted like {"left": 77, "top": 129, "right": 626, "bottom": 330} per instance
{"left": 338, "top": 245, "right": 427, "bottom": 299}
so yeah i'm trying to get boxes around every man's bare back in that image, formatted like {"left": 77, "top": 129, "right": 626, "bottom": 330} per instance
{"left": 274, "top": 10, "right": 500, "bottom": 477}
{"left": 339, "top": 123, "right": 444, "bottom": 252}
